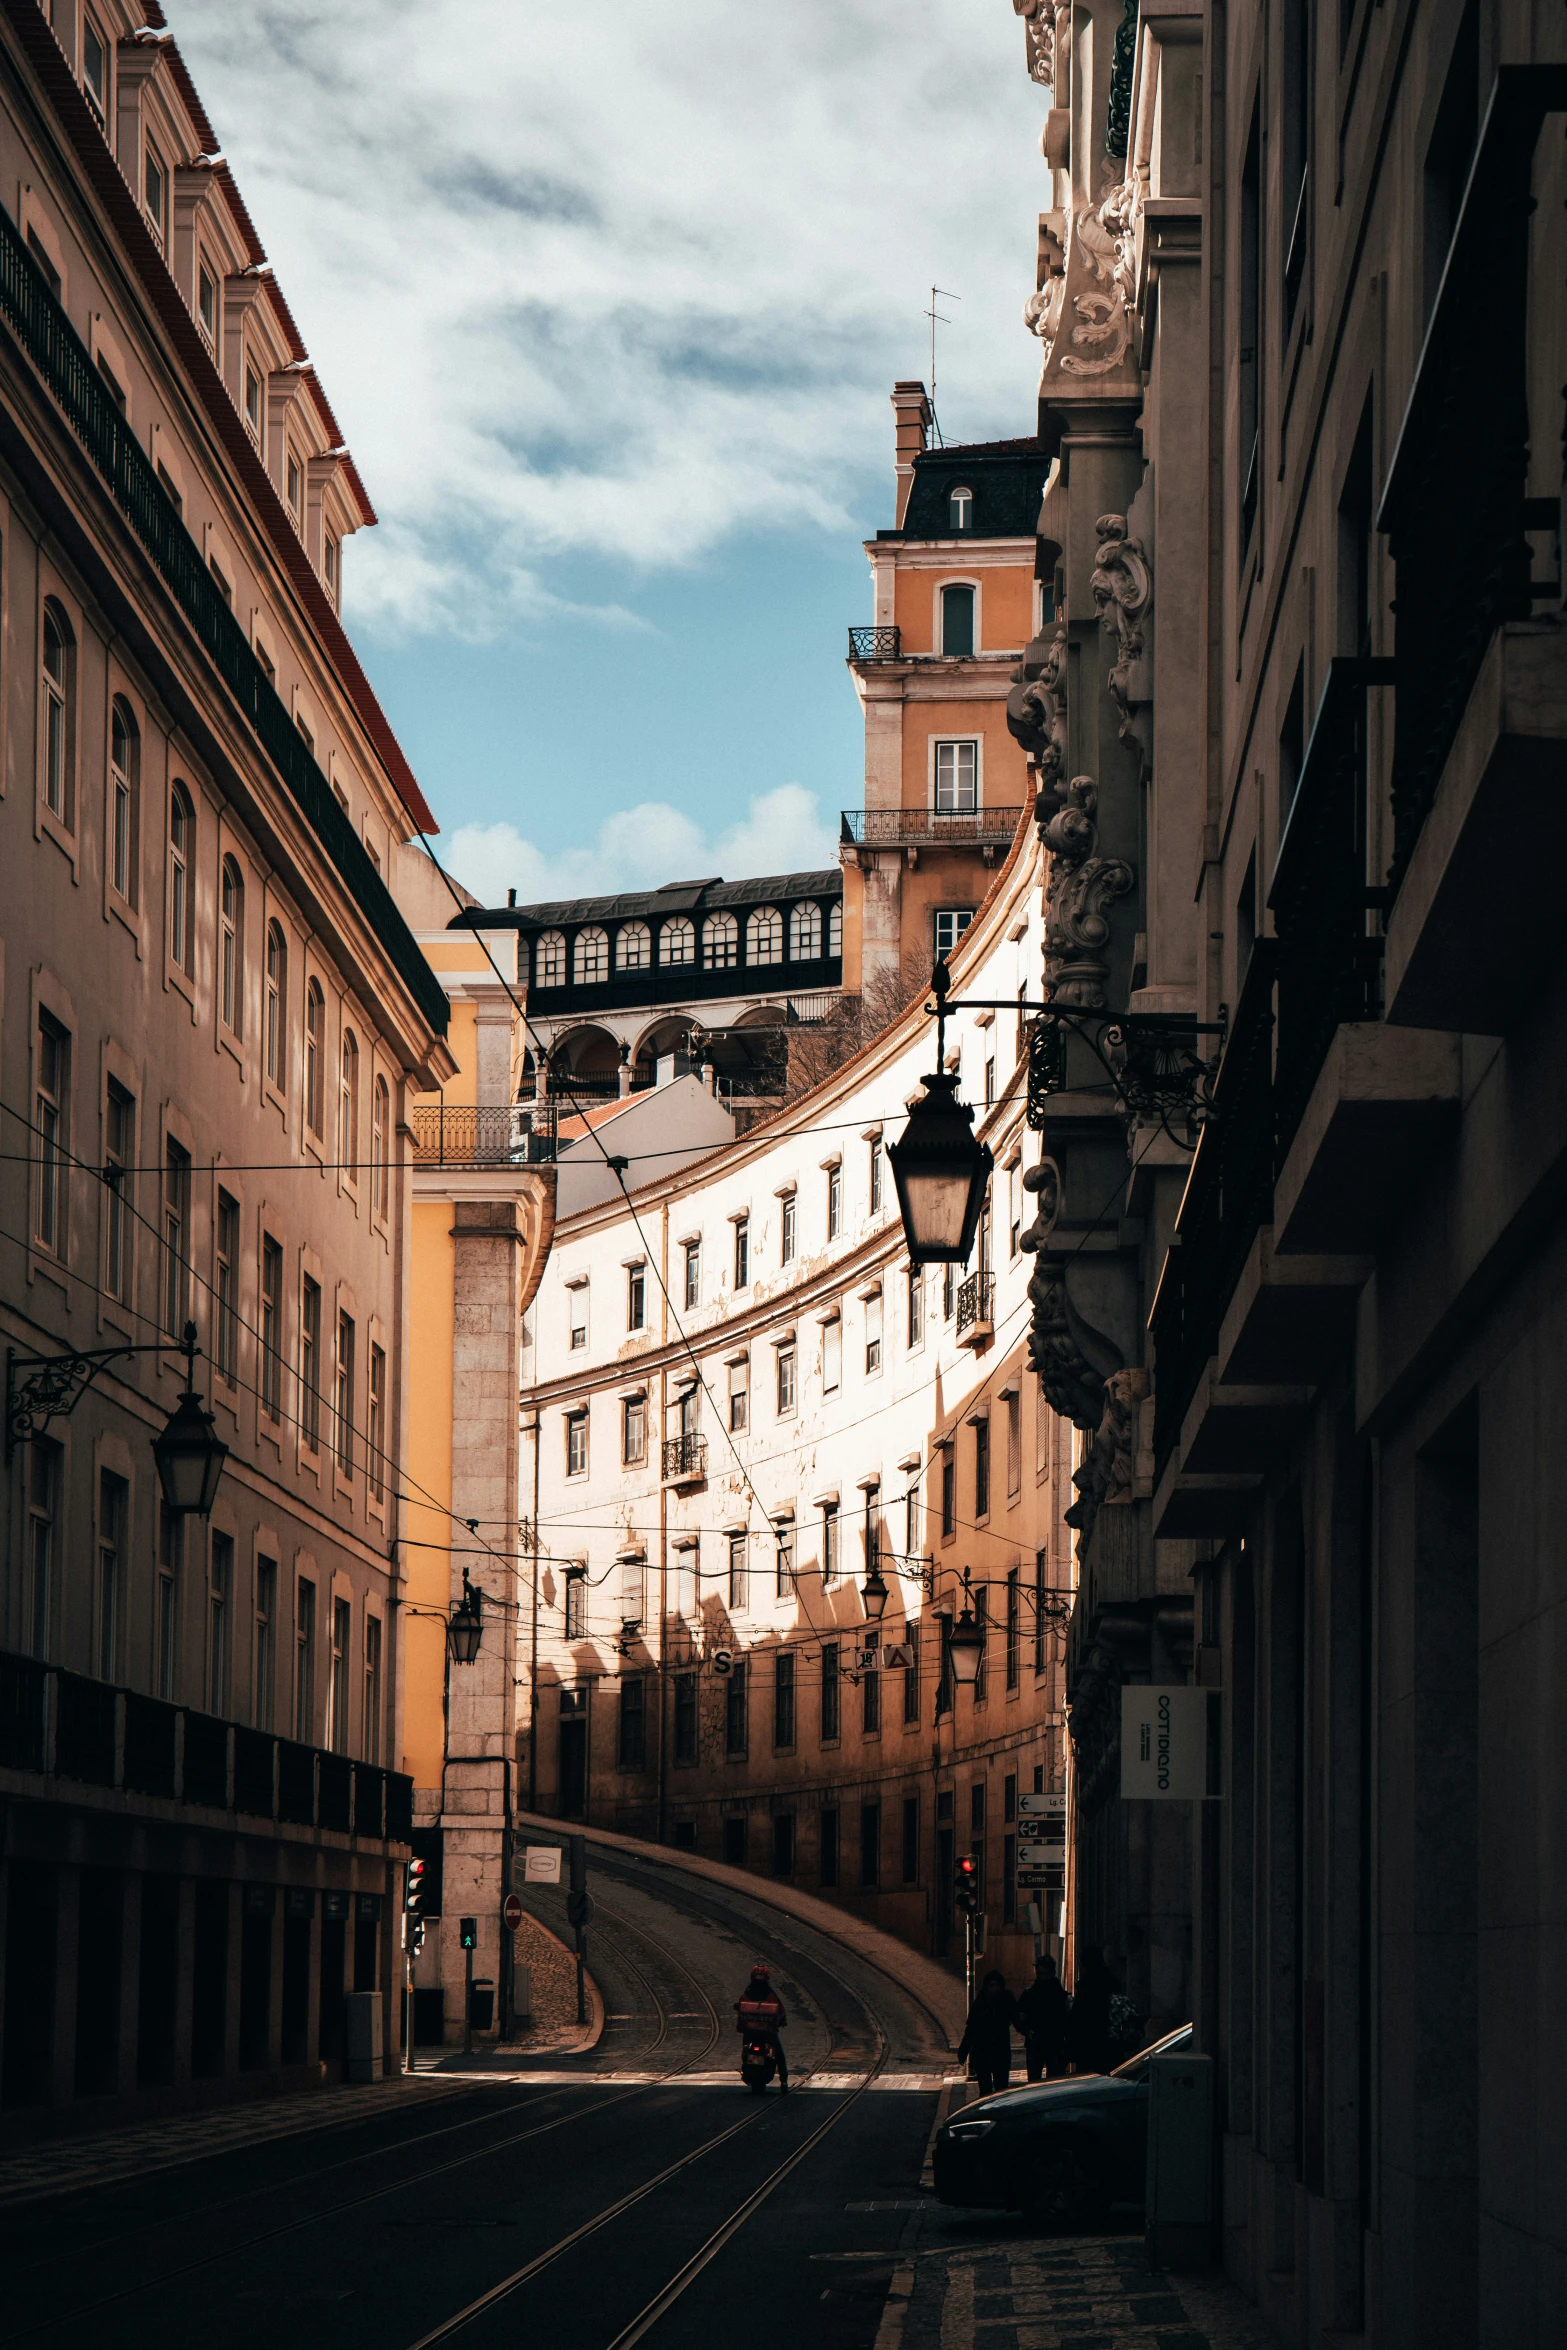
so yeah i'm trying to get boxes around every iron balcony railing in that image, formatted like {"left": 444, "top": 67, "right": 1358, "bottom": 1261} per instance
{"left": 0, "top": 204, "right": 449, "bottom": 1041}
{"left": 956, "top": 1271, "right": 995, "bottom": 1338}
{"left": 847, "top": 625, "right": 901, "bottom": 660}
{"left": 411, "top": 1101, "right": 557, "bottom": 1166}
{"left": 840, "top": 807, "right": 1025, "bottom": 849}
{"left": 662, "top": 1434, "right": 707, "bottom": 1482}
{"left": 0, "top": 1649, "right": 412, "bottom": 1841}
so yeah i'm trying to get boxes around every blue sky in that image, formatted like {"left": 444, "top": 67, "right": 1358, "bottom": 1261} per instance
{"left": 172, "top": 0, "right": 1047, "bottom": 900}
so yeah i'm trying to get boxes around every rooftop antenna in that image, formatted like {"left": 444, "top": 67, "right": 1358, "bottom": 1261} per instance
{"left": 925, "top": 285, "right": 960, "bottom": 447}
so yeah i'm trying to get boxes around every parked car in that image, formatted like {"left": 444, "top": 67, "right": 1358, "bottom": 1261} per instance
{"left": 932, "top": 2022, "right": 1194, "bottom": 2228}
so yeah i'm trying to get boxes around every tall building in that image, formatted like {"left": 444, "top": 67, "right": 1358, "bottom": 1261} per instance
{"left": 0, "top": 3, "right": 451, "bottom": 2116}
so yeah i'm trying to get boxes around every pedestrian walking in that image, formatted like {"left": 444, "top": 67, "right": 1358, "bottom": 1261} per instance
{"left": 1014, "top": 1953, "right": 1071, "bottom": 2082}
{"left": 957, "top": 1969, "right": 1019, "bottom": 2096}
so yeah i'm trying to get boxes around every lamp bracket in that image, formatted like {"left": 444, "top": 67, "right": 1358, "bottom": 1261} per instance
{"left": 6, "top": 1336, "right": 184, "bottom": 1458}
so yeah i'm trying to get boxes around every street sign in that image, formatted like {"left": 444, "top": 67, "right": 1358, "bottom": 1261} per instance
{"left": 1120, "top": 1686, "right": 1211, "bottom": 1800}
{"left": 524, "top": 1846, "right": 563, "bottom": 1883}
{"left": 1015, "top": 1839, "right": 1059, "bottom": 1866}
{"left": 882, "top": 1641, "right": 914, "bottom": 1670}
{"left": 1019, "top": 1789, "right": 1065, "bottom": 1819}
{"left": 849, "top": 1647, "right": 880, "bottom": 1674}
{"left": 502, "top": 1892, "right": 523, "bottom": 1931}
{"left": 566, "top": 1888, "right": 594, "bottom": 1930}
{"left": 711, "top": 1646, "right": 734, "bottom": 1676}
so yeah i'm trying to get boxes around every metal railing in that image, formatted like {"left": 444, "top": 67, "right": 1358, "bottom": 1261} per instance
{"left": 841, "top": 806, "right": 1024, "bottom": 849}
{"left": 847, "top": 625, "right": 901, "bottom": 660}
{"left": 411, "top": 1101, "right": 557, "bottom": 1166}
{"left": 956, "top": 1271, "right": 995, "bottom": 1338}
{"left": 0, "top": 204, "right": 449, "bottom": 1041}
{"left": 662, "top": 1434, "right": 707, "bottom": 1482}
{"left": 0, "top": 1650, "right": 412, "bottom": 1840}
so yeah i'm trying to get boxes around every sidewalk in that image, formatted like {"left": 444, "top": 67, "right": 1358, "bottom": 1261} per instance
{"left": 886, "top": 2231, "right": 1284, "bottom": 2350}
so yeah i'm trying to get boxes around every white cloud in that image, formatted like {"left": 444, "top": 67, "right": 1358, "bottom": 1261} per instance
{"left": 444, "top": 785, "right": 838, "bottom": 907}
{"left": 168, "top": 0, "right": 1049, "bottom": 634}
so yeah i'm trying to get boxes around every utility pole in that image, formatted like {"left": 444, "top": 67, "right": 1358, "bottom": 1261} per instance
{"left": 567, "top": 1834, "right": 591, "bottom": 2026}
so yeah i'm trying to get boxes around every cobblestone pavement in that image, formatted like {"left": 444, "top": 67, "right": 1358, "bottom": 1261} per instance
{"left": 897, "top": 2233, "right": 1283, "bottom": 2350}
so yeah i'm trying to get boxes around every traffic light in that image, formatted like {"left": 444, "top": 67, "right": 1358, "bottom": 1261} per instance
{"left": 955, "top": 1852, "right": 979, "bottom": 1916}
{"left": 459, "top": 1916, "right": 478, "bottom": 1951}
{"left": 405, "top": 1916, "right": 425, "bottom": 1956}
{"left": 404, "top": 1856, "right": 427, "bottom": 1913}
{"left": 406, "top": 1826, "right": 443, "bottom": 1919}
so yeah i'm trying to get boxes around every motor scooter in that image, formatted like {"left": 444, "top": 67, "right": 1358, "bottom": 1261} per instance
{"left": 739, "top": 2031, "right": 778, "bottom": 2093}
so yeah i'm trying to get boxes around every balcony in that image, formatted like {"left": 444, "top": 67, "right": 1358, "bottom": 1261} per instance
{"left": 411, "top": 1102, "right": 557, "bottom": 1166}
{"left": 662, "top": 1433, "right": 708, "bottom": 1488}
{"left": 840, "top": 807, "right": 1025, "bottom": 852}
{"left": 847, "top": 625, "right": 901, "bottom": 661}
{"left": 956, "top": 1271, "right": 995, "bottom": 1346}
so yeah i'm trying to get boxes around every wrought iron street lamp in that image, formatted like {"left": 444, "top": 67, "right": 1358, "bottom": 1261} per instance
{"left": 860, "top": 1563, "right": 890, "bottom": 1624}
{"left": 946, "top": 1586, "right": 986, "bottom": 1688}
{"left": 7, "top": 1317, "right": 228, "bottom": 1515}
{"left": 447, "top": 1574, "right": 484, "bottom": 1664}
{"left": 889, "top": 964, "right": 993, "bottom": 1266}
{"left": 151, "top": 1325, "right": 229, "bottom": 1517}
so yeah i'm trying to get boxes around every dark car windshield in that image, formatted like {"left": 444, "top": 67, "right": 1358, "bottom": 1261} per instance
{"left": 1109, "top": 2021, "right": 1194, "bottom": 2081}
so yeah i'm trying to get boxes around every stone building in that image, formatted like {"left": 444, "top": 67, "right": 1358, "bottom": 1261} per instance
{"left": 0, "top": 3, "right": 451, "bottom": 2118}
{"left": 999, "top": 3, "right": 1567, "bottom": 2345}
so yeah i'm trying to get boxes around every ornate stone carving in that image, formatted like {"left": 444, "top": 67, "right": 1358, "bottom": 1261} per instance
{"left": 1022, "top": 1156, "right": 1062, "bottom": 1240}
{"left": 1012, "top": 0, "right": 1065, "bottom": 88}
{"left": 1006, "top": 622, "right": 1068, "bottom": 790}
{"left": 1089, "top": 512, "right": 1152, "bottom": 751}
{"left": 1025, "top": 1265, "right": 1110, "bottom": 1429}
{"left": 1063, "top": 1367, "right": 1149, "bottom": 1533}
{"left": 1059, "top": 180, "right": 1138, "bottom": 377}
{"left": 1042, "top": 775, "right": 1134, "bottom": 1009}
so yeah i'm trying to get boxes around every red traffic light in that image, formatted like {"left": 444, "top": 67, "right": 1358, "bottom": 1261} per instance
{"left": 955, "top": 1853, "right": 979, "bottom": 1912}
{"left": 404, "top": 1857, "right": 428, "bottom": 1912}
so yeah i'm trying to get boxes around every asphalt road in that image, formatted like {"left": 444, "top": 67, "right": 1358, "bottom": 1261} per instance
{"left": 0, "top": 1846, "right": 962, "bottom": 2350}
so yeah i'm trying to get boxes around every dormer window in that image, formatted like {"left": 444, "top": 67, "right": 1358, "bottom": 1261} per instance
{"left": 82, "top": 17, "right": 108, "bottom": 122}
{"left": 323, "top": 533, "right": 339, "bottom": 603}
{"left": 198, "top": 261, "right": 218, "bottom": 351}
{"left": 948, "top": 485, "right": 973, "bottom": 531}
{"left": 144, "top": 148, "right": 166, "bottom": 250}
{"left": 286, "top": 452, "right": 302, "bottom": 525}
{"left": 244, "top": 362, "right": 262, "bottom": 446}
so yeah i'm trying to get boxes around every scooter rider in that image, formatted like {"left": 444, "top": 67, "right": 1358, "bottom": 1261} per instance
{"left": 735, "top": 1963, "right": 789, "bottom": 2091}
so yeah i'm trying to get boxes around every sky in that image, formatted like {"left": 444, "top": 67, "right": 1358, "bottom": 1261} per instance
{"left": 172, "top": 1, "right": 1047, "bottom": 903}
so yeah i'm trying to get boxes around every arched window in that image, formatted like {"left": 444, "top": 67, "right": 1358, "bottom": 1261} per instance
{"left": 109, "top": 697, "right": 139, "bottom": 902}
{"left": 219, "top": 855, "right": 244, "bottom": 1035}
{"left": 948, "top": 486, "right": 974, "bottom": 532}
{"left": 305, "top": 979, "right": 325, "bottom": 1135}
{"left": 828, "top": 901, "right": 843, "bottom": 958}
{"left": 372, "top": 1075, "right": 390, "bottom": 1220}
{"left": 168, "top": 783, "right": 194, "bottom": 975}
{"left": 615, "top": 920, "right": 651, "bottom": 972}
{"left": 41, "top": 600, "right": 73, "bottom": 823}
{"left": 789, "top": 902, "right": 821, "bottom": 961}
{"left": 703, "top": 911, "right": 738, "bottom": 969}
{"left": 940, "top": 583, "right": 975, "bottom": 656}
{"left": 535, "top": 931, "right": 566, "bottom": 988}
{"left": 340, "top": 1029, "right": 360, "bottom": 1178}
{"left": 747, "top": 907, "right": 783, "bottom": 966}
{"left": 265, "top": 920, "right": 287, "bottom": 1087}
{"left": 660, "top": 916, "right": 695, "bottom": 967}
{"left": 573, "top": 926, "right": 609, "bottom": 985}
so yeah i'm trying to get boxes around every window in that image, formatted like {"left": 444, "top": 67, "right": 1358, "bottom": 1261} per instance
{"left": 295, "top": 1577, "right": 316, "bottom": 1741}
{"left": 98, "top": 1470, "right": 126, "bottom": 1680}
{"left": 27, "top": 230, "right": 60, "bottom": 302}
{"left": 1007, "top": 1391, "right": 1022, "bottom": 1498}
{"left": 660, "top": 916, "right": 695, "bottom": 966}
{"left": 42, "top": 601, "right": 73, "bottom": 823}
{"left": 683, "top": 1240, "right": 701, "bottom": 1310}
{"left": 156, "top": 461, "right": 183, "bottom": 518}
{"left": 828, "top": 902, "right": 843, "bottom": 958}
{"left": 300, "top": 1276, "right": 322, "bottom": 1449}
{"left": 618, "top": 1677, "right": 646, "bottom": 1770}
{"left": 209, "top": 1531, "right": 233, "bottom": 1714}
{"left": 903, "top": 1628, "right": 921, "bottom": 1724}
{"left": 780, "top": 1194, "right": 796, "bottom": 1263}
{"left": 789, "top": 903, "right": 821, "bottom": 960}
{"left": 728, "top": 1530, "right": 749, "bottom": 1611}
{"left": 622, "top": 1395, "right": 646, "bottom": 1465}
{"left": 109, "top": 697, "right": 138, "bottom": 902}
{"left": 725, "top": 1658, "right": 748, "bottom": 1756}
{"left": 566, "top": 1411, "right": 588, "bottom": 1477}
{"left": 573, "top": 926, "right": 609, "bottom": 985}
{"left": 626, "top": 1262, "right": 646, "bottom": 1329}
{"left": 1006, "top": 1568, "right": 1020, "bottom": 1691}
{"left": 1034, "top": 1550, "right": 1050, "bottom": 1674}
{"left": 774, "top": 1651, "right": 795, "bottom": 1748}
{"left": 822, "top": 1317, "right": 841, "bottom": 1394}
{"left": 156, "top": 1505, "right": 181, "bottom": 1698}
{"left": 261, "top": 1237, "right": 283, "bottom": 1420}
{"left": 943, "top": 1263, "right": 956, "bottom": 1321}
{"left": 286, "top": 450, "right": 302, "bottom": 524}
{"left": 862, "top": 1656, "right": 881, "bottom": 1735}
{"left": 865, "top": 1293, "right": 883, "bottom": 1375}
{"left": 973, "top": 1586, "right": 989, "bottom": 1700}
{"left": 339, "top": 1031, "right": 360, "bottom": 1178}
{"left": 265, "top": 923, "right": 287, "bottom": 1088}
{"left": 533, "top": 930, "right": 566, "bottom": 987}
{"left": 214, "top": 1191, "right": 239, "bottom": 1383}
{"left": 368, "top": 1344, "right": 386, "bottom": 1500}
{"left": 935, "top": 740, "right": 978, "bottom": 813}
{"left": 210, "top": 553, "right": 233, "bottom": 610}
{"left": 34, "top": 1013, "right": 69, "bottom": 1255}
{"left": 162, "top": 1138, "right": 190, "bottom": 1336}
{"left": 27, "top": 1440, "right": 58, "bottom": 1659}
{"left": 305, "top": 981, "right": 325, "bottom": 1135}
{"left": 244, "top": 361, "right": 262, "bottom": 444}
{"left": 568, "top": 1284, "right": 588, "bottom": 1351}
{"left": 975, "top": 1418, "right": 991, "bottom": 1519}
{"left": 1423, "top": 0, "right": 1480, "bottom": 323}
{"left": 827, "top": 1165, "right": 842, "bottom": 1239}
{"left": 255, "top": 1556, "right": 277, "bottom": 1728}
{"left": 97, "top": 351, "right": 126, "bottom": 412}
{"left": 821, "top": 1642, "right": 840, "bottom": 1741}
{"left": 934, "top": 908, "right": 974, "bottom": 961}
{"left": 869, "top": 1138, "right": 883, "bottom": 1213}
{"left": 776, "top": 1345, "right": 796, "bottom": 1416}
{"left": 167, "top": 785, "right": 195, "bottom": 974}
{"left": 674, "top": 1672, "right": 697, "bottom": 1763}
{"left": 1239, "top": 94, "right": 1261, "bottom": 549}
{"left": 860, "top": 1802, "right": 881, "bottom": 1888}
{"left": 822, "top": 1500, "right": 839, "bottom": 1584}
{"left": 364, "top": 1614, "right": 383, "bottom": 1762}
{"left": 747, "top": 907, "right": 782, "bottom": 965}
{"left": 948, "top": 485, "right": 973, "bottom": 531}
{"left": 1281, "top": 0, "right": 1311, "bottom": 337}
{"left": 144, "top": 145, "right": 166, "bottom": 247}
{"left": 941, "top": 1453, "right": 956, "bottom": 1539}
{"left": 820, "top": 1805, "right": 839, "bottom": 1885}
{"left": 728, "top": 1359, "right": 748, "bottom": 1433}
{"left": 372, "top": 1078, "right": 390, "bottom": 1220}
{"left": 940, "top": 583, "right": 974, "bottom": 656}
{"left": 219, "top": 856, "right": 244, "bottom": 1035}
{"left": 329, "top": 1603, "right": 353, "bottom": 1753}
{"left": 703, "top": 911, "right": 738, "bottom": 969}
{"left": 565, "top": 1570, "right": 587, "bottom": 1640}
{"left": 902, "top": 1795, "right": 920, "bottom": 1881}
{"left": 904, "top": 1484, "right": 920, "bottom": 1559}
{"left": 1009, "top": 1162, "right": 1021, "bottom": 1259}
{"left": 615, "top": 920, "right": 651, "bottom": 971}
{"left": 82, "top": 15, "right": 107, "bottom": 118}
{"left": 775, "top": 1525, "right": 794, "bottom": 1598}
{"left": 772, "top": 1813, "right": 795, "bottom": 1876}
{"left": 335, "top": 1311, "right": 355, "bottom": 1474}
{"left": 907, "top": 1264, "right": 924, "bottom": 1348}
{"left": 323, "top": 534, "right": 339, "bottom": 604}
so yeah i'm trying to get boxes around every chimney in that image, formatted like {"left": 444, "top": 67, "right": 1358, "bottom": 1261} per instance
{"left": 891, "top": 381, "right": 931, "bottom": 527}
